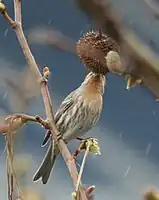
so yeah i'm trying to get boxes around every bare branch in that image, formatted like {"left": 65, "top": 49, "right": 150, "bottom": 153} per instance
{"left": 75, "top": 138, "right": 101, "bottom": 193}
{"left": 6, "top": 129, "right": 23, "bottom": 200}
{"left": 0, "top": 9, "right": 15, "bottom": 27}
{"left": 0, "top": 1, "right": 88, "bottom": 199}
{"left": 13, "top": 0, "right": 21, "bottom": 24}
{"left": 76, "top": 142, "right": 90, "bottom": 192}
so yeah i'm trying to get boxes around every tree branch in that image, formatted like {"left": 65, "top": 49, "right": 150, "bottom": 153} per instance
{"left": 0, "top": 1, "right": 88, "bottom": 199}
{"left": 13, "top": 0, "right": 21, "bottom": 24}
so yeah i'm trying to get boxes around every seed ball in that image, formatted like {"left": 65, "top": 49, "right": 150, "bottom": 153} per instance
{"left": 76, "top": 30, "right": 120, "bottom": 75}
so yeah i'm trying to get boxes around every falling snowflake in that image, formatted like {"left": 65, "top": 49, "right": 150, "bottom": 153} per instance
{"left": 145, "top": 143, "right": 152, "bottom": 156}
{"left": 48, "top": 19, "right": 52, "bottom": 25}
{"left": 124, "top": 165, "right": 131, "bottom": 177}
{"left": 4, "top": 29, "right": 8, "bottom": 36}
{"left": 119, "top": 132, "right": 123, "bottom": 138}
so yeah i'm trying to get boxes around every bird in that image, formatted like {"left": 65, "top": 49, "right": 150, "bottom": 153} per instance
{"left": 33, "top": 72, "right": 106, "bottom": 184}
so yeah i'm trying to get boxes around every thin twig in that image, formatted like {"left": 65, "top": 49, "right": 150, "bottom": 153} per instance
{"left": 76, "top": 142, "right": 90, "bottom": 192}
{"left": 1, "top": 1, "right": 88, "bottom": 199}
{"left": 6, "top": 113, "right": 49, "bottom": 129}
{"left": 35, "top": 115, "right": 49, "bottom": 128}
{"left": 6, "top": 131, "right": 23, "bottom": 200}
{"left": 13, "top": 0, "right": 21, "bottom": 24}
{"left": 1, "top": 10, "right": 15, "bottom": 27}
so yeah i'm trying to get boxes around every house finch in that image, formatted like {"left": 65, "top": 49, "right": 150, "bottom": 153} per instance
{"left": 33, "top": 72, "right": 106, "bottom": 184}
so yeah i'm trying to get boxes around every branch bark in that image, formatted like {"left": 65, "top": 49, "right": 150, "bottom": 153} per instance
{"left": 0, "top": 1, "right": 88, "bottom": 199}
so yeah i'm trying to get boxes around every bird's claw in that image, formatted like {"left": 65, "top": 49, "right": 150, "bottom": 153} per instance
{"left": 57, "top": 132, "right": 62, "bottom": 141}
{"left": 73, "top": 149, "right": 80, "bottom": 158}
{"left": 75, "top": 137, "right": 101, "bottom": 155}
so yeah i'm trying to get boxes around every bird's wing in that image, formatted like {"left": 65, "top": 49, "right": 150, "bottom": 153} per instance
{"left": 41, "top": 90, "right": 77, "bottom": 146}
{"left": 55, "top": 91, "right": 75, "bottom": 122}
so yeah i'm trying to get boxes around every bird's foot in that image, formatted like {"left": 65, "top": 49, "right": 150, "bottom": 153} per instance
{"left": 75, "top": 137, "right": 101, "bottom": 156}
{"left": 56, "top": 132, "right": 62, "bottom": 141}
{"left": 74, "top": 137, "right": 92, "bottom": 157}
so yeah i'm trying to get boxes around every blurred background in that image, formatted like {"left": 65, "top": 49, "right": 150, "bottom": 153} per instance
{"left": 1, "top": 0, "right": 159, "bottom": 199}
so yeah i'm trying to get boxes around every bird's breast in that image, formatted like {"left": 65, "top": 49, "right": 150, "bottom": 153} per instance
{"left": 63, "top": 94, "right": 103, "bottom": 142}
{"left": 83, "top": 92, "right": 103, "bottom": 114}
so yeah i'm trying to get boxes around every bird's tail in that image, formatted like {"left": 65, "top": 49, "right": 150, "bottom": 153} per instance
{"left": 33, "top": 140, "right": 59, "bottom": 184}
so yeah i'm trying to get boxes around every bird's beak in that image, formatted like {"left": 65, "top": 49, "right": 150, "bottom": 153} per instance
{"left": 126, "top": 75, "right": 143, "bottom": 90}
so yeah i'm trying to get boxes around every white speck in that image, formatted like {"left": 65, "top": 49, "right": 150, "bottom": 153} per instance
{"left": 48, "top": 19, "right": 52, "bottom": 25}
{"left": 80, "top": 30, "right": 84, "bottom": 36}
{"left": 124, "top": 165, "right": 131, "bottom": 177}
{"left": 4, "top": 29, "right": 8, "bottom": 36}
{"left": 119, "top": 132, "right": 123, "bottom": 138}
{"left": 153, "top": 110, "right": 156, "bottom": 116}
{"left": 3, "top": 92, "right": 7, "bottom": 100}
{"left": 145, "top": 143, "right": 152, "bottom": 156}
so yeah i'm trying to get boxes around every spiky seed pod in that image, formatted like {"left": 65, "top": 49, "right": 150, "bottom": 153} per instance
{"left": 76, "top": 30, "right": 120, "bottom": 75}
